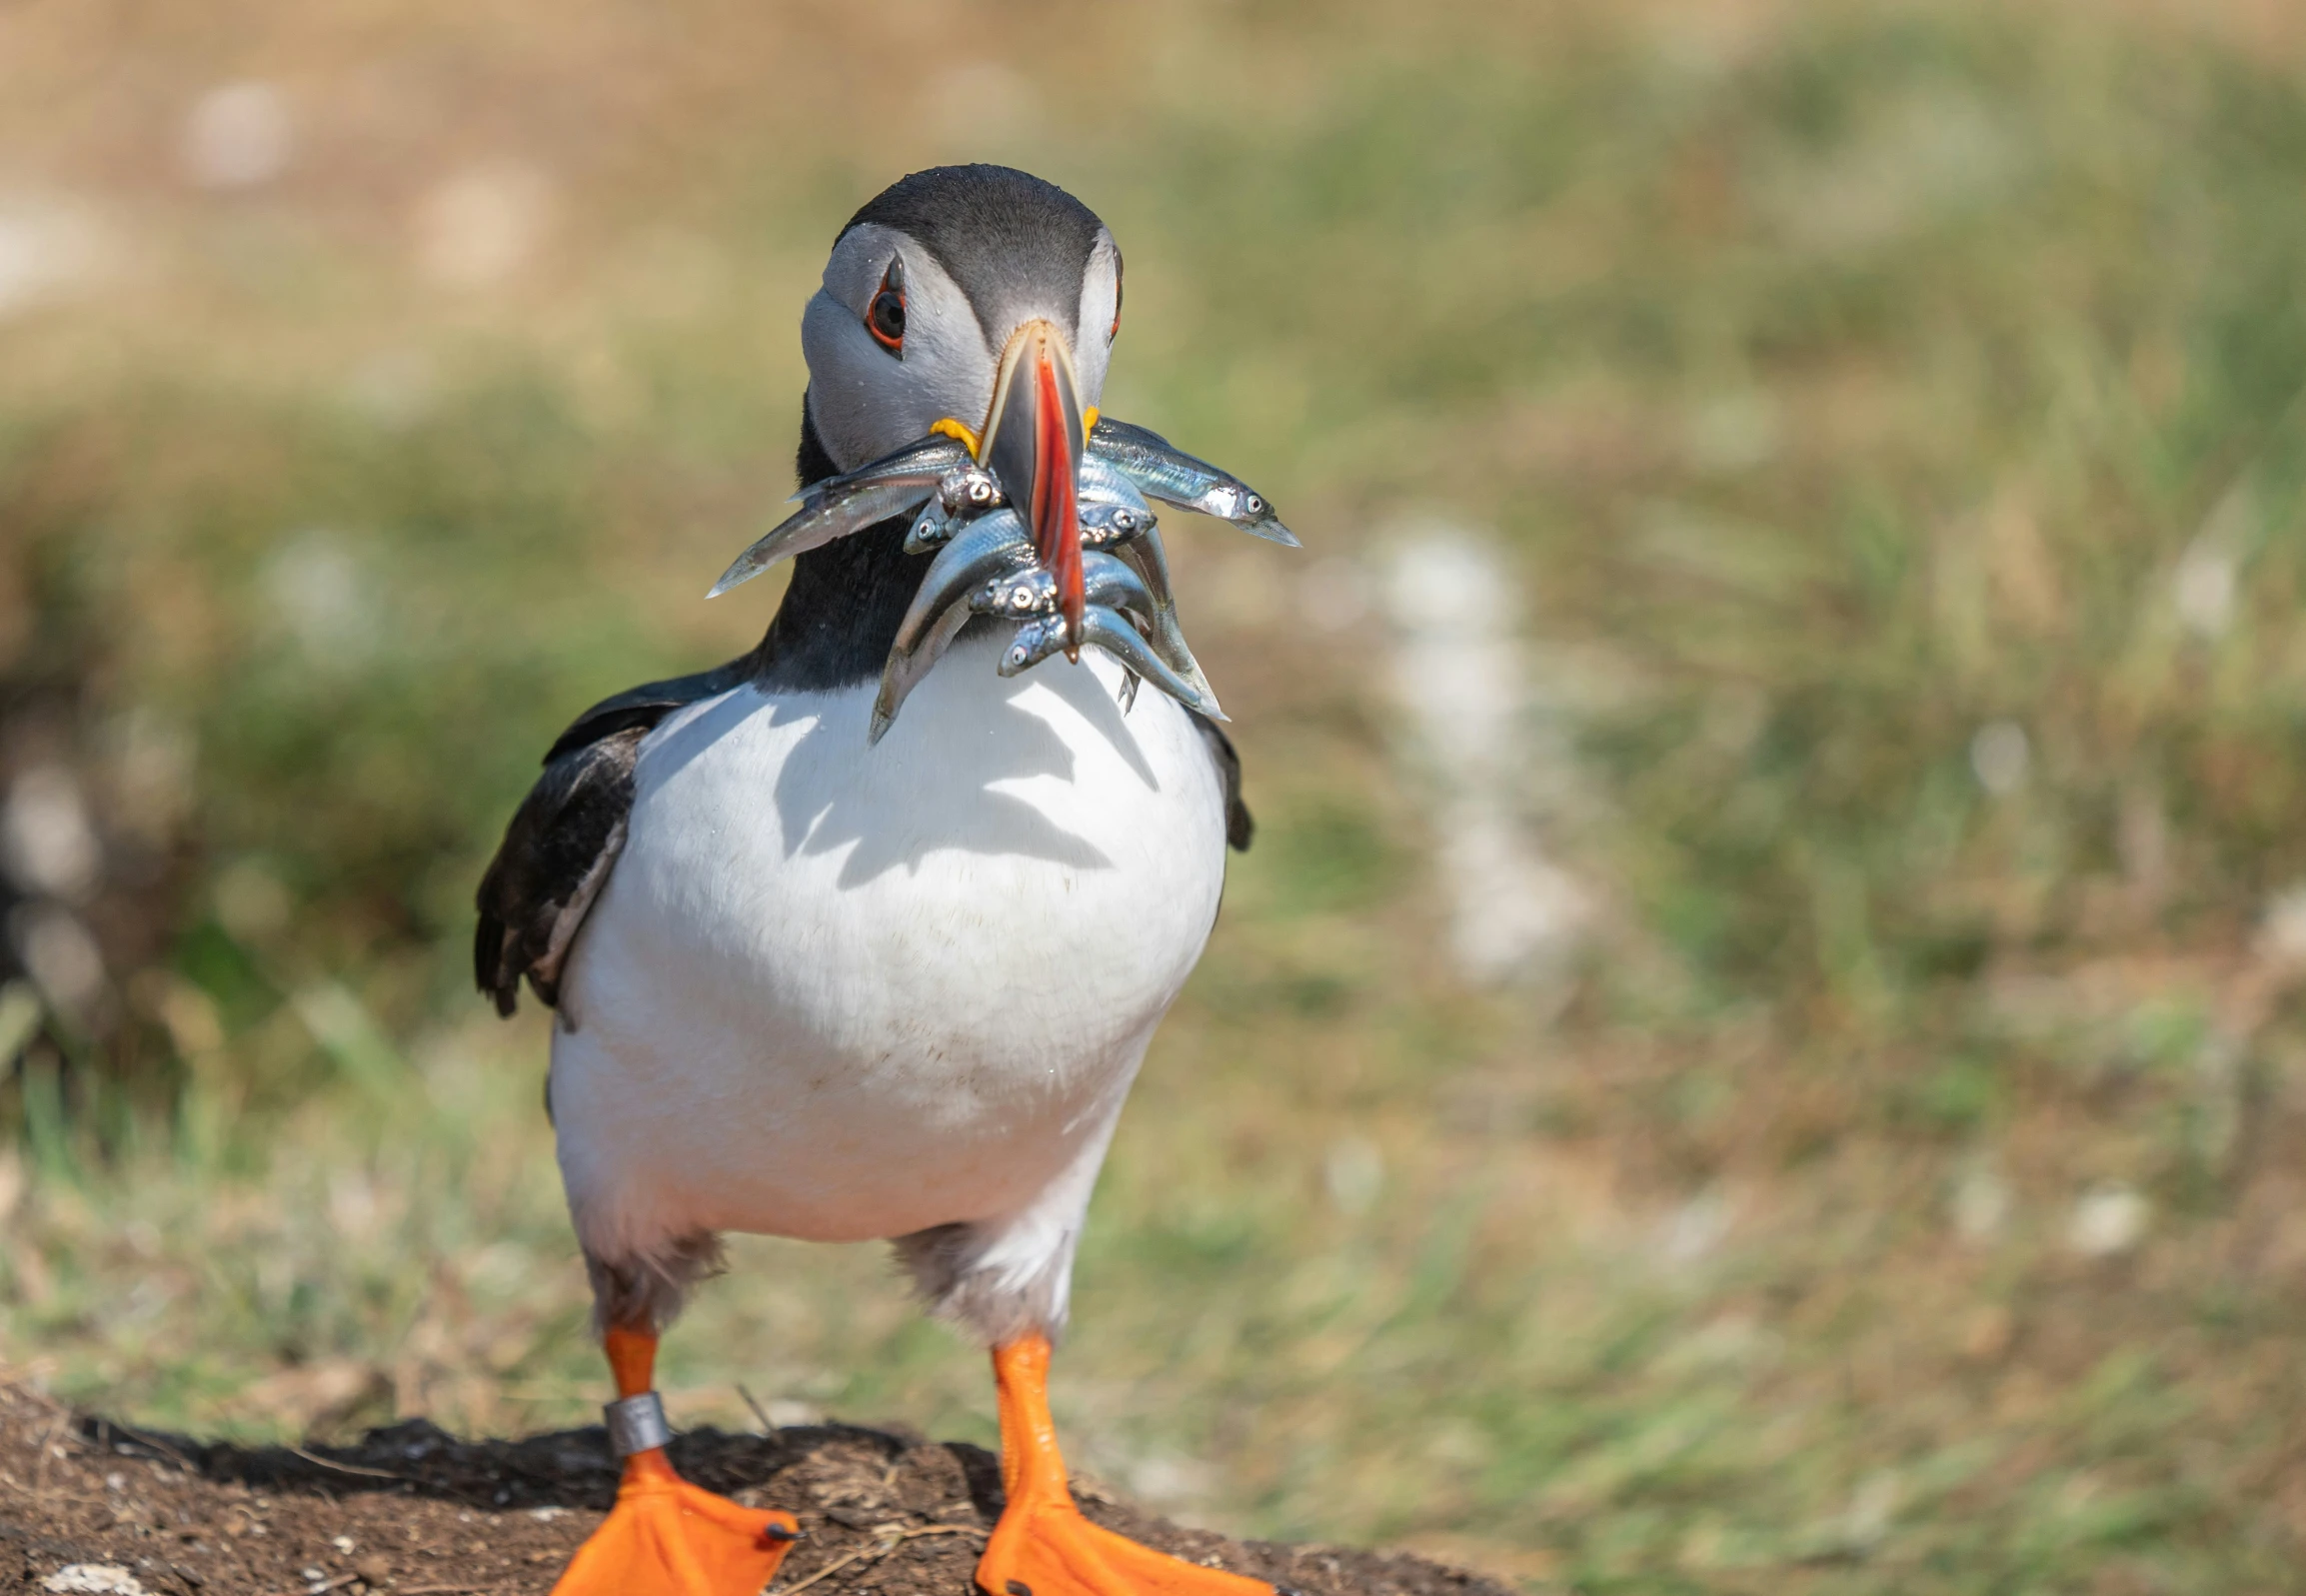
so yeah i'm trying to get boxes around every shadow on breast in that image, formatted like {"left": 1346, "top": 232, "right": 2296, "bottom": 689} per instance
{"left": 654, "top": 650, "right": 1165, "bottom": 888}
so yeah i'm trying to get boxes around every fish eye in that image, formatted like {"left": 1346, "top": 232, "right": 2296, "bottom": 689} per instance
{"left": 1243, "top": 493, "right": 1264, "bottom": 516}
{"left": 866, "top": 258, "right": 906, "bottom": 355}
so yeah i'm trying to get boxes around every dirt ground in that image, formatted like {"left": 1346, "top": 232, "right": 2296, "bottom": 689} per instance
{"left": 0, "top": 1381, "right": 1508, "bottom": 1596}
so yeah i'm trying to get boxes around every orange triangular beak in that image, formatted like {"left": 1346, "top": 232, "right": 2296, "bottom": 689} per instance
{"left": 981, "top": 320, "right": 1086, "bottom": 655}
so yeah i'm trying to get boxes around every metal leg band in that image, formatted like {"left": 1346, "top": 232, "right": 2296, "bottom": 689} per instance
{"left": 604, "top": 1391, "right": 672, "bottom": 1456}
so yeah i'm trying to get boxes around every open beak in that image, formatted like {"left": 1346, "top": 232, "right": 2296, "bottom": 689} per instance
{"left": 979, "top": 320, "right": 1086, "bottom": 655}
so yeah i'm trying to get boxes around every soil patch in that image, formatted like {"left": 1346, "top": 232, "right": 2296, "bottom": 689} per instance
{"left": 0, "top": 1382, "right": 1508, "bottom": 1596}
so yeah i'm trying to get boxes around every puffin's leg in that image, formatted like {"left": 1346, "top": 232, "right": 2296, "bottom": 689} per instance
{"left": 894, "top": 1095, "right": 1274, "bottom": 1596}
{"left": 973, "top": 1332, "right": 1279, "bottom": 1596}
{"left": 549, "top": 1322, "right": 799, "bottom": 1596}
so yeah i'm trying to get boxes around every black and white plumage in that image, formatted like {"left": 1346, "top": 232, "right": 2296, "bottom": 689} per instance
{"left": 477, "top": 166, "right": 1255, "bottom": 1346}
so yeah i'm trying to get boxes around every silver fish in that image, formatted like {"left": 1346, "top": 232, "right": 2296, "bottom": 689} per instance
{"left": 999, "top": 615, "right": 1068, "bottom": 675}
{"left": 905, "top": 497, "right": 956, "bottom": 556}
{"left": 940, "top": 463, "right": 1004, "bottom": 514}
{"left": 795, "top": 434, "right": 974, "bottom": 506}
{"left": 972, "top": 564, "right": 1058, "bottom": 619}
{"left": 892, "top": 508, "right": 1032, "bottom": 656}
{"left": 908, "top": 457, "right": 1141, "bottom": 558}
{"left": 868, "top": 601, "right": 974, "bottom": 745}
{"left": 1088, "top": 417, "right": 1297, "bottom": 547}
{"left": 904, "top": 465, "right": 1007, "bottom": 555}
{"left": 1106, "top": 526, "right": 1214, "bottom": 703}
{"left": 999, "top": 607, "right": 1224, "bottom": 721}
{"left": 712, "top": 435, "right": 974, "bottom": 597}
{"left": 975, "top": 525, "right": 1199, "bottom": 691}
{"left": 1078, "top": 454, "right": 1156, "bottom": 520}
{"left": 972, "top": 550, "right": 1152, "bottom": 622}
{"left": 1078, "top": 501, "right": 1157, "bottom": 551}
{"left": 712, "top": 480, "right": 934, "bottom": 598}
{"left": 875, "top": 549, "right": 1155, "bottom": 740}
{"left": 1087, "top": 551, "right": 1157, "bottom": 621}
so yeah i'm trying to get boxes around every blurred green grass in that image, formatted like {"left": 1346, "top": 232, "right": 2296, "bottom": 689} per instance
{"left": 9, "top": 1, "right": 2306, "bottom": 1590}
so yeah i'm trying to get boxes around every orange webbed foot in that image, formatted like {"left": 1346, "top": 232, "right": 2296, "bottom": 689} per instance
{"left": 976, "top": 1486, "right": 1274, "bottom": 1596}
{"left": 552, "top": 1451, "right": 798, "bottom": 1596}
{"left": 554, "top": 1330, "right": 797, "bottom": 1596}
{"left": 977, "top": 1333, "right": 1280, "bottom": 1596}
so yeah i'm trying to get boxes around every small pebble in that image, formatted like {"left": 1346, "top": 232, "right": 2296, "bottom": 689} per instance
{"left": 2068, "top": 1183, "right": 2149, "bottom": 1257}
{"left": 331, "top": 1536, "right": 356, "bottom": 1554}
{"left": 354, "top": 1555, "right": 392, "bottom": 1582}
{"left": 41, "top": 1569, "right": 146, "bottom": 1596}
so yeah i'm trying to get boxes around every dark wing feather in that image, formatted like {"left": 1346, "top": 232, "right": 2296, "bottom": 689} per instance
{"left": 543, "top": 658, "right": 754, "bottom": 762}
{"left": 1185, "top": 709, "right": 1252, "bottom": 851}
{"left": 475, "top": 726, "right": 642, "bottom": 1015}
{"left": 477, "top": 660, "right": 755, "bottom": 1016}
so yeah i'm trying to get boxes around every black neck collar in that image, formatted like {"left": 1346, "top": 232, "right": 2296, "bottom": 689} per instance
{"left": 749, "top": 399, "right": 926, "bottom": 693}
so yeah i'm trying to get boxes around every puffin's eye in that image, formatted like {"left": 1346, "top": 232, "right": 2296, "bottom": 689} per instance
{"left": 866, "top": 258, "right": 907, "bottom": 354}
{"left": 1109, "top": 255, "right": 1123, "bottom": 344}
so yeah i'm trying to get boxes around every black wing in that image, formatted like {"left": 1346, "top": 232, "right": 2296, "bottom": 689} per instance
{"left": 475, "top": 660, "right": 754, "bottom": 1015}
{"left": 1186, "top": 709, "right": 1252, "bottom": 851}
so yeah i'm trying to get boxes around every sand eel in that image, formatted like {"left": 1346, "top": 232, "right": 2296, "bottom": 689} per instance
{"left": 476, "top": 165, "right": 1288, "bottom": 1596}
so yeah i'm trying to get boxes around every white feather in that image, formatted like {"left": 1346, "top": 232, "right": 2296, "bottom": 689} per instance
{"left": 549, "top": 633, "right": 1226, "bottom": 1296}
{"left": 1073, "top": 230, "right": 1121, "bottom": 404}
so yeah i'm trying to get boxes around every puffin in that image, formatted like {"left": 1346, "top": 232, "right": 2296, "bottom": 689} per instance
{"left": 475, "top": 164, "right": 1286, "bottom": 1596}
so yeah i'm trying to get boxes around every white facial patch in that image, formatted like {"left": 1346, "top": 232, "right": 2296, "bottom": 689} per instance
{"left": 802, "top": 221, "right": 1115, "bottom": 473}
{"left": 804, "top": 224, "right": 993, "bottom": 473}
{"left": 1074, "top": 230, "right": 1121, "bottom": 408}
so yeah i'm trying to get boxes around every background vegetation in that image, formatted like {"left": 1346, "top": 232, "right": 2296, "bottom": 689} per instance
{"left": 6, "top": 0, "right": 2306, "bottom": 1589}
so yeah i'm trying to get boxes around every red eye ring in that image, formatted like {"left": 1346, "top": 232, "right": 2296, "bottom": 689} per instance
{"left": 866, "top": 257, "right": 906, "bottom": 354}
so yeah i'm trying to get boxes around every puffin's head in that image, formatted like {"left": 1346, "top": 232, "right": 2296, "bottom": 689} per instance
{"left": 803, "top": 166, "right": 1120, "bottom": 605}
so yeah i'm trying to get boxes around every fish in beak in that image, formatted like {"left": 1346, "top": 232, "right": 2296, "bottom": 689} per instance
{"left": 979, "top": 320, "right": 1087, "bottom": 656}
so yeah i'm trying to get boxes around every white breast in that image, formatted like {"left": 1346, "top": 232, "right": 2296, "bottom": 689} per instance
{"left": 549, "top": 633, "right": 1228, "bottom": 1263}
